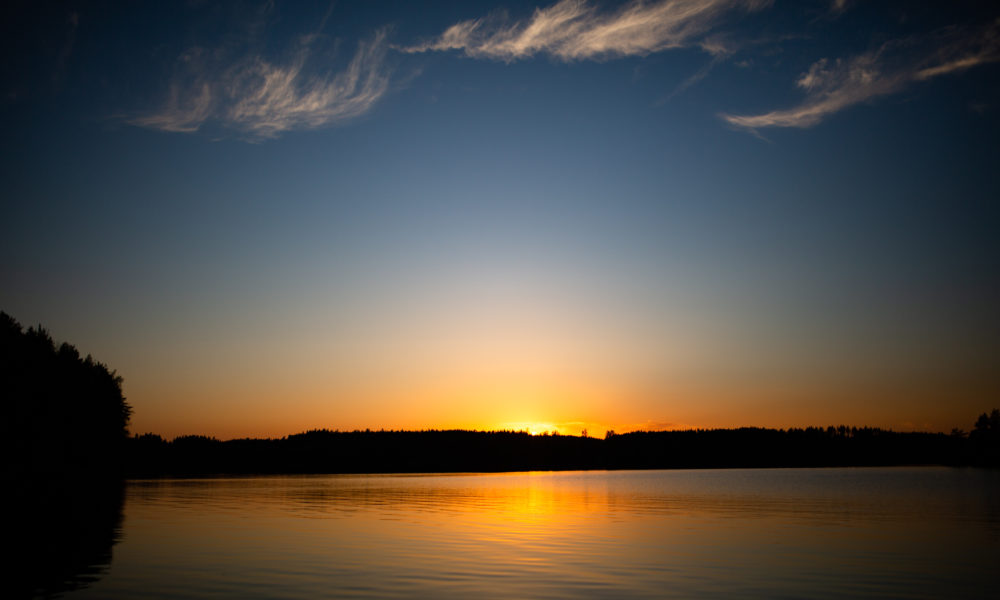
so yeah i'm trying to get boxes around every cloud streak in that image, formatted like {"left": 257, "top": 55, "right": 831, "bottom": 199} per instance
{"left": 132, "top": 82, "right": 214, "bottom": 133}
{"left": 721, "top": 21, "right": 1000, "bottom": 131}
{"left": 132, "top": 31, "right": 392, "bottom": 139}
{"left": 401, "top": 0, "right": 772, "bottom": 61}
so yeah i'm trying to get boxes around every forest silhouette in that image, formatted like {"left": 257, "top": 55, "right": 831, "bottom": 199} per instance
{"left": 124, "top": 421, "right": 999, "bottom": 477}
{"left": 3, "top": 312, "right": 129, "bottom": 598}
{"left": 3, "top": 312, "right": 131, "bottom": 481}
{"left": 3, "top": 309, "right": 998, "bottom": 479}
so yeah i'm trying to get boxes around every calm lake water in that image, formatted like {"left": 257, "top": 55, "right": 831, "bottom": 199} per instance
{"left": 47, "top": 468, "right": 1000, "bottom": 598}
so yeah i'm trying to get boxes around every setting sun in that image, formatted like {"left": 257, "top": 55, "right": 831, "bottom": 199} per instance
{"left": 503, "top": 422, "right": 563, "bottom": 436}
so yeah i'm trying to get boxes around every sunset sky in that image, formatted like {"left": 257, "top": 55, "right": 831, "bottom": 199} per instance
{"left": 2, "top": 0, "right": 998, "bottom": 439}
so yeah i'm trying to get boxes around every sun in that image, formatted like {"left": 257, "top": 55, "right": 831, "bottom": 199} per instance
{"left": 503, "top": 422, "right": 561, "bottom": 436}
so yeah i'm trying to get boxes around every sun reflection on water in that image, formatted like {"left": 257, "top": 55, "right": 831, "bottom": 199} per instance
{"left": 106, "top": 469, "right": 1000, "bottom": 599}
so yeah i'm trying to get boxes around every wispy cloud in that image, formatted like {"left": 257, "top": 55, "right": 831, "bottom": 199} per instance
{"left": 132, "top": 30, "right": 392, "bottom": 139}
{"left": 132, "top": 82, "right": 214, "bottom": 133}
{"left": 224, "top": 31, "right": 391, "bottom": 138}
{"left": 721, "top": 21, "right": 1000, "bottom": 131}
{"left": 401, "top": 0, "right": 772, "bottom": 61}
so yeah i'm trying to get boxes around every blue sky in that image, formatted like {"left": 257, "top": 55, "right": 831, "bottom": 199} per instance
{"left": 2, "top": 0, "right": 998, "bottom": 437}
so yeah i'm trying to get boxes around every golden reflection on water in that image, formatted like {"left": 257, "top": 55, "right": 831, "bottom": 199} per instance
{"left": 79, "top": 469, "right": 1000, "bottom": 599}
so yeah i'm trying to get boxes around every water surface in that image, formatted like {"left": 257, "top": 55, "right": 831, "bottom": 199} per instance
{"left": 62, "top": 468, "right": 1000, "bottom": 598}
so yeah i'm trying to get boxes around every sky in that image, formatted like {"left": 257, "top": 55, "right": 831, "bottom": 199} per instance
{"left": 2, "top": 0, "right": 999, "bottom": 439}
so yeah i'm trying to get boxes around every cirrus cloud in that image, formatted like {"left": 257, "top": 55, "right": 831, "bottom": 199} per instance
{"left": 131, "top": 30, "right": 392, "bottom": 140}
{"left": 721, "top": 20, "right": 1000, "bottom": 131}
{"left": 400, "top": 0, "right": 772, "bottom": 62}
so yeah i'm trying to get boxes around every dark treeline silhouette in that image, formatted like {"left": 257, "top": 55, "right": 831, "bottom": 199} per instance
{"left": 3, "top": 311, "right": 130, "bottom": 598}
{"left": 127, "top": 429, "right": 603, "bottom": 476}
{"left": 3, "top": 309, "right": 998, "bottom": 479}
{"left": 3, "top": 311, "right": 132, "bottom": 481}
{"left": 970, "top": 408, "right": 1000, "bottom": 465}
{"left": 125, "top": 417, "right": 1000, "bottom": 477}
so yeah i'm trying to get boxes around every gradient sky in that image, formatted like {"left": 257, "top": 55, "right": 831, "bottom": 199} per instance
{"left": 3, "top": 0, "right": 998, "bottom": 439}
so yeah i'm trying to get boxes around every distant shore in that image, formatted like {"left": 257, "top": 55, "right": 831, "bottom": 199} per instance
{"left": 124, "top": 426, "right": 998, "bottom": 477}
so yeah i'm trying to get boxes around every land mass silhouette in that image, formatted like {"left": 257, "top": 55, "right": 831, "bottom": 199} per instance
{"left": 3, "top": 312, "right": 129, "bottom": 598}
{"left": 124, "top": 420, "right": 1000, "bottom": 477}
{"left": 3, "top": 310, "right": 998, "bottom": 479}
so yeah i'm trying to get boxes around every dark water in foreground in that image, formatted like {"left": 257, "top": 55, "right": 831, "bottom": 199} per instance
{"left": 44, "top": 468, "right": 1000, "bottom": 598}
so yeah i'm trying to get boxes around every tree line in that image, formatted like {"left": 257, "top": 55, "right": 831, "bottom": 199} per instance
{"left": 123, "top": 419, "right": 999, "bottom": 476}
{"left": 3, "top": 312, "right": 129, "bottom": 598}
{"left": 3, "top": 309, "right": 997, "bottom": 479}
{"left": 3, "top": 311, "right": 131, "bottom": 482}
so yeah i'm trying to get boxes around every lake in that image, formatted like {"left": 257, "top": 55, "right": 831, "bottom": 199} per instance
{"left": 35, "top": 468, "right": 1000, "bottom": 598}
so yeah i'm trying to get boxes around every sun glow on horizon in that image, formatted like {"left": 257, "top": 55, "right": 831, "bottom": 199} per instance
{"left": 501, "top": 422, "right": 563, "bottom": 436}
{"left": 496, "top": 421, "right": 608, "bottom": 437}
